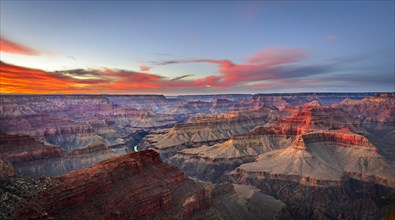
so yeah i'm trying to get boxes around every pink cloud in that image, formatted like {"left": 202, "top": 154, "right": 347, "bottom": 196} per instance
{"left": 191, "top": 47, "right": 308, "bottom": 86}
{"left": 140, "top": 65, "right": 151, "bottom": 72}
{"left": 149, "top": 47, "right": 313, "bottom": 88}
{"left": 246, "top": 47, "right": 306, "bottom": 64}
{"left": 327, "top": 35, "right": 337, "bottom": 41}
{"left": 0, "top": 37, "right": 39, "bottom": 55}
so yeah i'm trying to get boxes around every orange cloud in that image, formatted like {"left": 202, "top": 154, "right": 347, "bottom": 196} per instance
{"left": 0, "top": 61, "right": 220, "bottom": 94}
{"left": 1, "top": 61, "right": 74, "bottom": 93}
{"left": 0, "top": 37, "right": 39, "bottom": 55}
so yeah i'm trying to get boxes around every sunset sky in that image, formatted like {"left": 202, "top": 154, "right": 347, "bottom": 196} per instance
{"left": 0, "top": 1, "right": 394, "bottom": 95}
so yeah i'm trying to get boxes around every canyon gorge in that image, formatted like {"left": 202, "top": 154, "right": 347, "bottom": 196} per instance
{"left": 1, "top": 93, "right": 394, "bottom": 219}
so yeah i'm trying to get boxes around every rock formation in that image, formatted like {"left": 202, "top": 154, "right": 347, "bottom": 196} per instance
{"left": 231, "top": 129, "right": 394, "bottom": 186}
{"left": 165, "top": 95, "right": 395, "bottom": 219}
{"left": 169, "top": 134, "right": 293, "bottom": 182}
{"left": 168, "top": 103, "right": 359, "bottom": 182}
{"left": 226, "top": 128, "right": 395, "bottom": 219}
{"left": 6, "top": 150, "right": 291, "bottom": 220}
{"left": 140, "top": 107, "right": 276, "bottom": 159}
{"left": 334, "top": 93, "right": 395, "bottom": 161}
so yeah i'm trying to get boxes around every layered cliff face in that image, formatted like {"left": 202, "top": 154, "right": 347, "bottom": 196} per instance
{"left": 169, "top": 134, "right": 294, "bottom": 182}
{"left": 271, "top": 103, "right": 359, "bottom": 133}
{"left": 140, "top": 107, "right": 277, "bottom": 159}
{"left": 167, "top": 104, "right": 358, "bottom": 182}
{"left": 0, "top": 132, "right": 64, "bottom": 163}
{"left": 333, "top": 93, "right": 395, "bottom": 161}
{"left": 227, "top": 129, "right": 395, "bottom": 219}
{"left": 231, "top": 129, "right": 394, "bottom": 186}
{"left": 334, "top": 93, "right": 395, "bottom": 125}
{"left": 0, "top": 95, "right": 180, "bottom": 155}
{"left": 8, "top": 150, "right": 291, "bottom": 220}
{"left": 0, "top": 132, "right": 124, "bottom": 177}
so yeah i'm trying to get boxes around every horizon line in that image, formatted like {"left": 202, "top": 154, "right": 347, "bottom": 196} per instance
{"left": 0, "top": 91, "right": 394, "bottom": 97}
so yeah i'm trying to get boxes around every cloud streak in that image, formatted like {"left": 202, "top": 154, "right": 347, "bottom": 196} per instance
{"left": 0, "top": 37, "right": 39, "bottom": 56}
{"left": 170, "top": 74, "right": 193, "bottom": 81}
{"left": 1, "top": 46, "right": 387, "bottom": 94}
{"left": 148, "top": 47, "right": 312, "bottom": 87}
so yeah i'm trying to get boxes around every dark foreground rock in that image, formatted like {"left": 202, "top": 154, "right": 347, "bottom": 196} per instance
{"left": 1, "top": 150, "right": 291, "bottom": 220}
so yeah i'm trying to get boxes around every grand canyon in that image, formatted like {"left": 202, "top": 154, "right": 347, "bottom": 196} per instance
{"left": 1, "top": 1, "right": 394, "bottom": 219}
{"left": 1, "top": 93, "right": 394, "bottom": 219}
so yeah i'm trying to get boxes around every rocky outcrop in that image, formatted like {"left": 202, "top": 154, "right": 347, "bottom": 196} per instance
{"left": 231, "top": 129, "right": 394, "bottom": 187}
{"left": 243, "top": 105, "right": 361, "bottom": 142}
{"left": 0, "top": 160, "right": 53, "bottom": 220}
{"left": 11, "top": 150, "right": 291, "bottom": 220}
{"left": 277, "top": 105, "right": 358, "bottom": 131}
{"left": 302, "top": 129, "right": 376, "bottom": 150}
